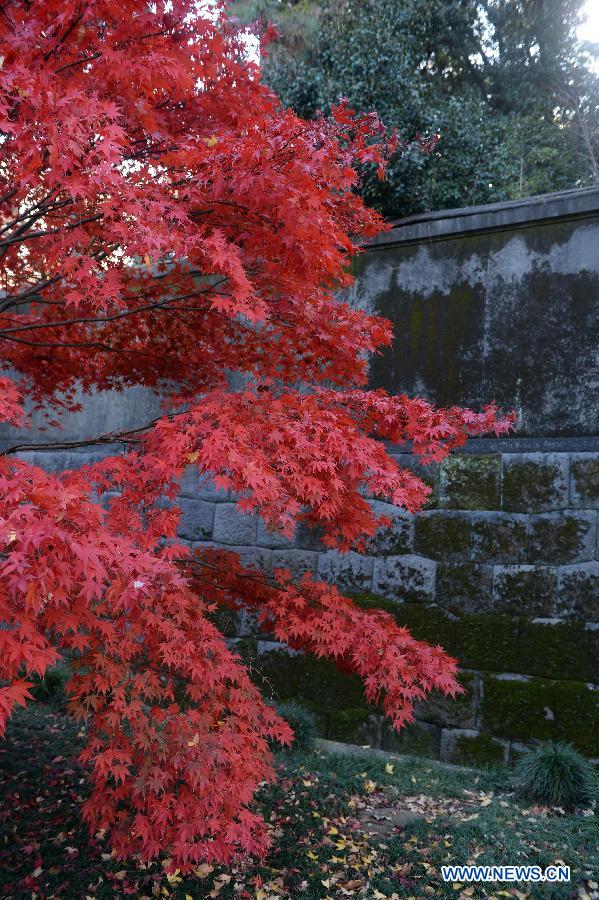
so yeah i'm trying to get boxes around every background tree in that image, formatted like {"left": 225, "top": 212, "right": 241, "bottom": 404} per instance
{"left": 240, "top": 0, "right": 599, "bottom": 216}
{"left": 0, "top": 0, "right": 513, "bottom": 872}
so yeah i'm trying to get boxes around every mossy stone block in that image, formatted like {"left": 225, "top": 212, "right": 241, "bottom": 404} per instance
{"left": 348, "top": 594, "right": 455, "bottom": 650}
{"left": 440, "top": 454, "right": 501, "bottom": 510}
{"left": 570, "top": 454, "right": 599, "bottom": 509}
{"left": 502, "top": 454, "right": 568, "bottom": 513}
{"left": 529, "top": 513, "right": 596, "bottom": 564}
{"left": 366, "top": 501, "right": 413, "bottom": 556}
{"left": 328, "top": 708, "right": 382, "bottom": 745}
{"left": 456, "top": 614, "right": 521, "bottom": 672}
{"left": 453, "top": 733, "right": 506, "bottom": 767}
{"left": 519, "top": 620, "right": 590, "bottom": 681}
{"left": 437, "top": 562, "right": 493, "bottom": 614}
{"left": 413, "top": 511, "right": 471, "bottom": 560}
{"left": 588, "top": 628, "right": 599, "bottom": 684}
{"left": 481, "top": 675, "right": 555, "bottom": 741}
{"left": 348, "top": 591, "right": 401, "bottom": 617}
{"left": 472, "top": 512, "right": 529, "bottom": 563}
{"left": 493, "top": 565, "right": 557, "bottom": 617}
{"left": 415, "top": 672, "right": 477, "bottom": 728}
{"left": 371, "top": 554, "right": 436, "bottom": 603}
{"left": 382, "top": 719, "right": 441, "bottom": 757}
{"left": 394, "top": 602, "right": 456, "bottom": 650}
{"left": 553, "top": 681, "right": 599, "bottom": 756}
{"left": 557, "top": 562, "right": 599, "bottom": 622}
{"left": 392, "top": 452, "right": 440, "bottom": 510}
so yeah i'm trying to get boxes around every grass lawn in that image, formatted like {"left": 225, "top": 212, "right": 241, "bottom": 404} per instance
{"left": 0, "top": 704, "right": 597, "bottom": 899}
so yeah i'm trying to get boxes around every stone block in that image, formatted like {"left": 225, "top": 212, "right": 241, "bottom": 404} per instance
{"left": 194, "top": 474, "right": 230, "bottom": 502}
{"left": 481, "top": 675, "right": 555, "bottom": 742}
{"left": 415, "top": 672, "right": 478, "bottom": 728}
{"left": 365, "top": 500, "right": 413, "bottom": 555}
{"left": 293, "top": 520, "right": 325, "bottom": 551}
{"left": 212, "top": 503, "right": 257, "bottom": 545}
{"left": 570, "top": 454, "right": 599, "bottom": 509}
{"left": 518, "top": 619, "right": 590, "bottom": 681}
{"left": 257, "top": 518, "right": 293, "bottom": 549}
{"left": 440, "top": 454, "right": 501, "bottom": 510}
{"left": 502, "top": 453, "right": 568, "bottom": 513}
{"left": 317, "top": 550, "right": 373, "bottom": 592}
{"left": 553, "top": 681, "right": 599, "bottom": 756}
{"left": 493, "top": 565, "right": 557, "bottom": 616}
{"left": 177, "top": 498, "right": 215, "bottom": 541}
{"left": 371, "top": 555, "right": 436, "bottom": 603}
{"left": 557, "top": 561, "right": 599, "bottom": 621}
{"left": 382, "top": 719, "right": 441, "bottom": 757}
{"left": 436, "top": 562, "right": 493, "bottom": 614}
{"left": 456, "top": 614, "right": 521, "bottom": 673}
{"left": 471, "top": 512, "right": 529, "bottom": 563}
{"left": 224, "top": 546, "right": 272, "bottom": 573}
{"left": 272, "top": 549, "right": 318, "bottom": 579}
{"left": 178, "top": 465, "right": 199, "bottom": 497}
{"left": 413, "top": 510, "right": 471, "bottom": 560}
{"left": 529, "top": 512, "right": 596, "bottom": 564}
{"left": 441, "top": 730, "right": 507, "bottom": 766}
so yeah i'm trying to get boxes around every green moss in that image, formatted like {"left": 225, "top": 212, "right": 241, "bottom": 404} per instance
{"left": 456, "top": 615, "right": 521, "bottom": 672}
{"left": 482, "top": 676, "right": 555, "bottom": 742}
{"left": 414, "top": 512, "right": 471, "bottom": 560}
{"left": 349, "top": 595, "right": 455, "bottom": 651}
{"left": 454, "top": 733, "right": 506, "bottom": 767}
{"left": 440, "top": 455, "right": 501, "bottom": 510}
{"left": 553, "top": 682, "right": 599, "bottom": 756}
{"left": 395, "top": 603, "right": 456, "bottom": 650}
{"left": 348, "top": 591, "right": 401, "bottom": 617}
{"left": 245, "top": 649, "right": 366, "bottom": 711}
{"left": 519, "top": 620, "right": 590, "bottom": 680}
{"left": 502, "top": 460, "right": 565, "bottom": 513}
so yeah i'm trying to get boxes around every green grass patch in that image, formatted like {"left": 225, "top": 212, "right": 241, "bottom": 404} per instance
{"left": 0, "top": 706, "right": 597, "bottom": 898}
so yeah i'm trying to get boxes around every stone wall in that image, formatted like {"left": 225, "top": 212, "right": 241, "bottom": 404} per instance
{"left": 12, "top": 442, "right": 597, "bottom": 765}
{"left": 2, "top": 187, "right": 598, "bottom": 765}
{"left": 162, "top": 446, "right": 599, "bottom": 766}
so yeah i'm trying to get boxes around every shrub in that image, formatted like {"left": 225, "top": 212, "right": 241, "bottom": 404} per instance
{"left": 29, "top": 663, "right": 69, "bottom": 704}
{"left": 274, "top": 701, "right": 317, "bottom": 752}
{"left": 514, "top": 742, "right": 598, "bottom": 810}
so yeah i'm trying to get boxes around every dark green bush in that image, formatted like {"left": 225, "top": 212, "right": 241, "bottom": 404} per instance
{"left": 274, "top": 700, "right": 317, "bottom": 752}
{"left": 29, "top": 663, "right": 70, "bottom": 704}
{"left": 514, "top": 742, "right": 598, "bottom": 810}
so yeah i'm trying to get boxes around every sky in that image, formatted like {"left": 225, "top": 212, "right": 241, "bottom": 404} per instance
{"left": 579, "top": 0, "right": 599, "bottom": 44}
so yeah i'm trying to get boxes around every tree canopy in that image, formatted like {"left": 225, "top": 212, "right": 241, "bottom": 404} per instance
{"left": 238, "top": 0, "right": 599, "bottom": 216}
{"left": 0, "top": 0, "right": 513, "bottom": 872}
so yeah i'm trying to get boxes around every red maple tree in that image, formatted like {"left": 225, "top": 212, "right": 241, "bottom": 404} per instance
{"left": 0, "top": 0, "right": 514, "bottom": 871}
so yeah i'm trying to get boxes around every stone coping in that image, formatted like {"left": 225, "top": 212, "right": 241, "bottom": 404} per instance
{"left": 367, "top": 186, "right": 599, "bottom": 248}
{"left": 2, "top": 435, "right": 598, "bottom": 454}
{"left": 314, "top": 738, "right": 475, "bottom": 771}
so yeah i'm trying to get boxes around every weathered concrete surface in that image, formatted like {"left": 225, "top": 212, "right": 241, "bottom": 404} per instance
{"left": 349, "top": 188, "right": 599, "bottom": 437}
